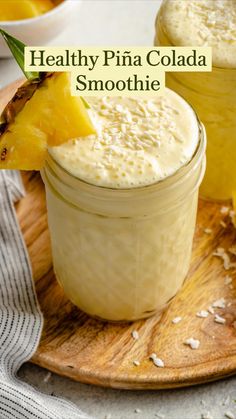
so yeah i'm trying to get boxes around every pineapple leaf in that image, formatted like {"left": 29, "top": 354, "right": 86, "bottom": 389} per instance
{"left": 0, "top": 29, "right": 41, "bottom": 81}
{"left": 81, "top": 97, "right": 90, "bottom": 109}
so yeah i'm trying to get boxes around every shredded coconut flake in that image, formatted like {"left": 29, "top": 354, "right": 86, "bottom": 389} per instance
{"left": 208, "top": 306, "right": 215, "bottom": 314}
{"left": 149, "top": 353, "right": 165, "bottom": 368}
{"left": 204, "top": 228, "right": 212, "bottom": 234}
{"left": 214, "top": 314, "right": 226, "bottom": 324}
{"left": 212, "top": 297, "right": 226, "bottom": 309}
{"left": 133, "top": 360, "right": 140, "bottom": 367}
{"left": 172, "top": 316, "right": 182, "bottom": 324}
{"left": 220, "top": 206, "right": 229, "bottom": 215}
{"left": 131, "top": 330, "right": 139, "bottom": 340}
{"left": 184, "top": 338, "right": 200, "bottom": 349}
{"left": 213, "top": 248, "right": 233, "bottom": 270}
{"left": 196, "top": 310, "right": 209, "bottom": 318}
{"left": 134, "top": 409, "right": 141, "bottom": 414}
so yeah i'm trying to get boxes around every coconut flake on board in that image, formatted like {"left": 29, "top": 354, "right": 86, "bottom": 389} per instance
{"left": 196, "top": 310, "right": 209, "bottom": 318}
{"left": 184, "top": 338, "right": 200, "bottom": 349}
{"left": 214, "top": 314, "right": 226, "bottom": 324}
{"left": 212, "top": 297, "right": 226, "bottom": 309}
{"left": 220, "top": 206, "right": 229, "bottom": 215}
{"left": 213, "top": 248, "right": 236, "bottom": 270}
{"left": 149, "top": 353, "right": 165, "bottom": 368}
{"left": 204, "top": 228, "right": 212, "bottom": 234}
{"left": 172, "top": 316, "right": 182, "bottom": 324}
{"left": 131, "top": 330, "right": 139, "bottom": 340}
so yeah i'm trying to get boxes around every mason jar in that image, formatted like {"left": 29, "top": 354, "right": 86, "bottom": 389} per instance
{"left": 41, "top": 122, "right": 206, "bottom": 322}
{"left": 155, "top": 0, "right": 236, "bottom": 202}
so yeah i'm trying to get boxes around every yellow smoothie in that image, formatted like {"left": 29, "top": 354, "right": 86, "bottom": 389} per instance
{"left": 155, "top": 0, "right": 236, "bottom": 201}
{"left": 0, "top": 0, "right": 55, "bottom": 21}
{"left": 42, "top": 89, "right": 206, "bottom": 322}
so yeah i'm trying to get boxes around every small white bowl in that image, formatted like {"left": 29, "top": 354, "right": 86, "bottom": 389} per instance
{"left": 0, "top": 0, "right": 81, "bottom": 58}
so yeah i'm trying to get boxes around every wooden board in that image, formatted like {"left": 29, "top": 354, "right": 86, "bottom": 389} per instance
{"left": 1, "top": 82, "right": 236, "bottom": 389}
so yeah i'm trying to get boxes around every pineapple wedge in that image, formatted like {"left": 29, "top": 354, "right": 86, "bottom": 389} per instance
{"left": 0, "top": 72, "right": 96, "bottom": 169}
{"left": 0, "top": 0, "right": 54, "bottom": 21}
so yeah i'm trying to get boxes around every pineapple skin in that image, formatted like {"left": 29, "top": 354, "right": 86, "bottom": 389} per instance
{"left": 0, "top": 0, "right": 54, "bottom": 21}
{"left": 0, "top": 73, "right": 96, "bottom": 170}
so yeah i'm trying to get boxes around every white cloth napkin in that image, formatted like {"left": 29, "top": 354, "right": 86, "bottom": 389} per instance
{"left": 0, "top": 170, "right": 92, "bottom": 419}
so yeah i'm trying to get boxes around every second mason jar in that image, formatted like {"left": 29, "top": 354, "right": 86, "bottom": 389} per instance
{"left": 155, "top": 0, "right": 236, "bottom": 202}
{"left": 42, "top": 92, "right": 206, "bottom": 322}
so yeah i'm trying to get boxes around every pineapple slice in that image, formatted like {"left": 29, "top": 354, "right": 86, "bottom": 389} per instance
{"left": 0, "top": 0, "right": 54, "bottom": 21}
{"left": 0, "top": 72, "right": 96, "bottom": 169}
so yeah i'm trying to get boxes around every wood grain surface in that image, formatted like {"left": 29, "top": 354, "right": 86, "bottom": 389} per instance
{"left": 18, "top": 172, "right": 236, "bottom": 389}
{"left": 1, "top": 82, "right": 236, "bottom": 389}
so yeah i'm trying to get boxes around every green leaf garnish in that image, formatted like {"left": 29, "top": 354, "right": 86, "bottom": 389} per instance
{"left": 0, "top": 29, "right": 40, "bottom": 81}
{"left": 81, "top": 97, "right": 90, "bottom": 109}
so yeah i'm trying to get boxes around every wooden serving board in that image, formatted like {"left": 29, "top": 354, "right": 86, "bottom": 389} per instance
{"left": 1, "top": 83, "right": 236, "bottom": 389}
